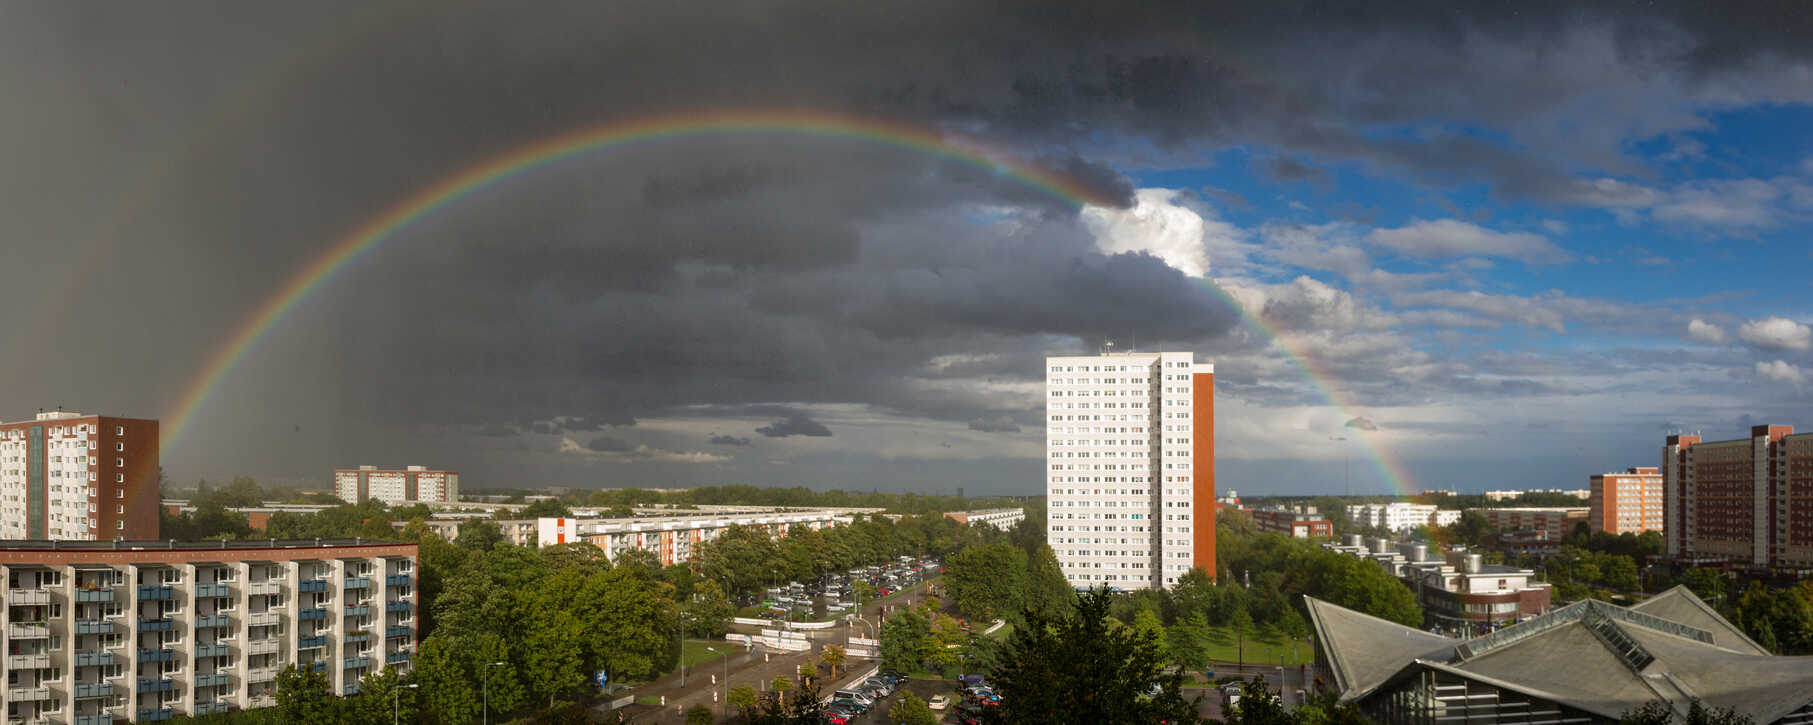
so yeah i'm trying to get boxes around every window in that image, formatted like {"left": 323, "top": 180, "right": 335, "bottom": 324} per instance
{"left": 114, "top": 443, "right": 123, "bottom": 452}
{"left": 115, "top": 521, "right": 124, "bottom": 530}
{"left": 115, "top": 426, "right": 124, "bottom": 436}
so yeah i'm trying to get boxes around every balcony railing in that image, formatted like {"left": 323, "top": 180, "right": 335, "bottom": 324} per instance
{"left": 6, "top": 685, "right": 52, "bottom": 701}
{"left": 310, "top": 661, "right": 326, "bottom": 673}
{"left": 136, "top": 649, "right": 175, "bottom": 664}
{"left": 344, "top": 631, "right": 371, "bottom": 644}
{"left": 75, "top": 651, "right": 114, "bottom": 667}
{"left": 137, "top": 707, "right": 174, "bottom": 722}
{"left": 247, "top": 611, "right": 282, "bottom": 627}
{"left": 75, "top": 588, "right": 116, "bottom": 603}
{"left": 194, "top": 642, "right": 229, "bottom": 658}
{"left": 343, "top": 656, "right": 371, "bottom": 670}
{"left": 248, "top": 694, "right": 276, "bottom": 709}
{"left": 7, "top": 653, "right": 51, "bottom": 669}
{"left": 194, "top": 672, "right": 231, "bottom": 688}
{"left": 299, "top": 608, "right": 327, "bottom": 621}
{"left": 136, "top": 678, "right": 175, "bottom": 693}
{"left": 74, "top": 682, "right": 116, "bottom": 698}
{"left": 297, "top": 636, "right": 327, "bottom": 650}
{"left": 247, "top": 580, "right": 281, "bottom": 596}
{"left": 195, "top": 701, "right": 231, "bottom": 716}
{"left": 195, "top": 583, "right": 230, "bottom": 598}
{"left": 247, "top": 665, "right": 279, "bottom": 682}
{"left": 8, "top": 622, "right": 50, "bottom": 639}
{"left": 343, "top": 577, "right": 371, "bottom": 590}
{"left": 385, "top": 625, "right": 413, "bottom": 639}
{"left": 75, "top": 619, "right": 113, "bottom": 635}
{"left": 343, "top": 682, "right": 362, "bottom": 696}
{"left": 194, "top": 614, "right": 230, "bottom": 629}
{"left": 247, "top": 639, "right": 281, "bottom": 655}
{"left": 385, "top": 601, "right": 411, "bottom": 613}
{"left": 344, "top": 604, "right": 371, "bottom": 617}
{"left": 76, "top": 713, "right": 117, "bottom": 725}
{"left": 137, "top": 618, "right": 174, "bottom": 632}
{"left": 9, "top": 588, "right": 52, "bottom": 605}
{"left": 385, "top": 574, "right": 410, "bottom": 587}
{"left": 385, "top": 652, "right": 412, "bottom": 665}
{"left": 136, "top": 585, "right": 174, "bottom": 600}
{"left": 298, "top": 580, "right": 328, "bottom": 593}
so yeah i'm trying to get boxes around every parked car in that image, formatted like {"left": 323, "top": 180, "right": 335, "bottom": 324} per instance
{"left": 928, "top": 694, "right": 953, "bottom": 710}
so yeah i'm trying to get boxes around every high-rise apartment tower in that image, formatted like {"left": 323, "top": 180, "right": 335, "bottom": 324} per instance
{"left": 0, "top": 411, "right": 160, "bottom": 540}
{"left": 1045, "top": 351, "right": 1214, "bottom": 589}
{"left": 1664, "top": 426, "right": 1813, "bottom": 568}
{"left": 1589, "top": 466, "right": 1664, "bottom": 535}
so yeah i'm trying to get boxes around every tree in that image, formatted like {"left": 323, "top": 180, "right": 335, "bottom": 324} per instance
{"left": 456, "top": 519, "right": 505, "bottom": 552}
{"left": 1620, "top": 698, "right": 1754, "bottom": 725}
{"left": 415, "top": 636, "right": 481, "bottom": 725}
{"left": 1225, "top": 676, "right": 1293, "bottom": 725}
{"left": 521, "top": 498, "right": 573, "bottom": 518}
{"left": 1131, "top": 608, "right": 1168, "bottom": 664}
{"left": 683, "top": 579, "right": 736, "bottom": 639}
{"left": 983, "top": 588, "right": 1202, "bottom": 724}
{"left": 1168, "top": 610, "right": 1213, "bottom": 671}
{"left": 685, "top": 703, "right": 716, "bottom": 724}
{"left": 275, "top": 662, "right": 338, "bottom": 725}
{"left": 889, "top": 691, "right": 940, "bottom": 725}
{"left": 730, "top": 684, "right": 761, "bottom": 718}
{"left": 880, "top": 608, "right": 931, "bottom": 673}
{"left": 819, "top": 644, "right": 846, "bottom": 679}
{"left": 944, "top": 543, "right": 1029, "bottom": 621}
{"left": 349, "top": 665, "right": 416, "bottom": 725}
{"left": 1229, "top": 607, "right": 1255, "bottom": 666}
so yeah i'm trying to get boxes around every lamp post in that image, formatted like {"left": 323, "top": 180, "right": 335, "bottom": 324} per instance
{"left": 483, "top": 661, "right": 504, "bottom": 725}
{"left": 394, "top": 683, "right": 418, "bottom": 725}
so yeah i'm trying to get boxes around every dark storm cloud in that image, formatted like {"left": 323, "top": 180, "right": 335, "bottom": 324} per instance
{"left": 585, "top": 436, "right": 635, "bottom": 453}
{"left": 709, "top": 435, "right": 752, "bottom": 446}
{"left": 968, "top": 417, "right": 1021, "bottom": 434}
{"left": 1260, "top": 157, "right": 1329, "bottom": 186}
{"left": 755, "top": 414, "right": 833, "bottom": 438}
{"left": 3, "top": 1, "right": 1807, "bottom": 487}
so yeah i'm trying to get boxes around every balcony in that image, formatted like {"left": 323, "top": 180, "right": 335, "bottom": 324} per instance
{"left": 74, "top": 682, "right": 116, "bottom": 698}
{"left": 247, "top": 611, "right": 281, "bottom": 627}
{"left": 343, "top": 604, "right": 370, "bottom": 617}
{"left": 137, "top": 618, "right": 173, "bottom": 632}
{"left": 247, "top": 665, "right": 279, "bottom": 682}
{"left": 195, "top": 701, "right": 231, "bottom": 716}
{"left": 8, "top": 621, "right": 50, "bottom": 639}
{"left": 343, "top": 656, "right": 371, "bottom": 670}
{"left": 75, "top": 588, "right": 115, "bottom": 603}
{"left": 136, "top": 678, "right": 174, "bottom": 694}
{"left": 299, "top": 608, "right": 327, "bottom": 621}
{"left": 344, "top": 631, "right": 371, "bottom": 645}
{"left": 195, "top": 583, "right": 230, "bottom": 598}
{"left": 194, "top": 642, "right": 229, "bottom": 658}
{"left": 76, "top": 713, "right": 116, "bottom": 725}
{"left": 8, "top": 653, "right": 51, "bottom": 669}
{"left": 247, "top": 639, "right": 280, "bottom": 656}
{"left": 297, "top": 636, "right": 327, "bottom": 650}
{"left": 9, "top": 588, "right": 52, "bottom": 605}
{"left": 136, "top": 708, "right": 173, "bottom": 722}
{"left": 343, "top": 683, "right": 362, "bottom": 696}
{"left": 248, "top": 694, "right": 276, "bottom": 709}
{"left": 386, "top": 651, "right": 412, "bottom": 665}
{"left": 385, "top": 625, "right": 413, "bottom": 640}
{"left": 7, "top": 686, "right": 52, "bottom": 701}
{"left": 385, "top": 601, "right": 411, "bottom": 613}
{"left": 194, "top": 614, "right": 230, "bottom": 629}
{"left": 310, "top": 661, "right": 326, "bottom": 673}
{"left": 343, "top": 577, "right": 371, "bottom": 590}
{"left": 136, "top": 649, "right": 175, "bottom": 664}
{"left": 75, "top": 651, "right": 114, "bottom": 667}
{"left": 248, "top": 580, "right": 281, "bottom": 596}
{"left": 297, "top": 580, "right": 328, "bottom": 594}
{"left": 136, "top": 585, "right": 173, "bottom": 600}
{"left": 194, "top": 672, "right": 231, "bottom": 688}
{"left": 385, "top": 574, "right": 410, "bottom": 587}
{"left": 74, "top": 619, "right": 113, "bottom": 635}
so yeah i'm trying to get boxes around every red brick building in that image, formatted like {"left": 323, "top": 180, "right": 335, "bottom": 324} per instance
{"left": 1589, "top": 466, "right": 1664, "bottom": 534}
{"left": 0, "top": 411, "right": 159, "bottom": 540}
{"left": 1664, "top": 425, "right": 1813, "bottom": 569}
{"left": 1252, "top": 508, "right": 1333, "bottom": 538}
{"left": 1469, "top": 507, "right": 1588, "bottom": 543}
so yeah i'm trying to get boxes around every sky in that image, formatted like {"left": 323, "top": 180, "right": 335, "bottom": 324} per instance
{"left": 3, "top": 1, "right": 1811, "bottom": 496}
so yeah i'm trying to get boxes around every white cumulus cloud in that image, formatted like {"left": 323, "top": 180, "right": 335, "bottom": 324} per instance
{"left": 1687, "top": 318, "right": 1727, "bottom": 344}
{"left": 1083, "top": 188, "right": 1228, "bottom": 278}
{"left": 1756, "top": 360, "right": 1805, "bottom": 388}
{"left": 1364, "top": 219, "right": 1573, "bottom": 264}
{"left": 1737, "top": 317, "right": 1811, "bottom": 351}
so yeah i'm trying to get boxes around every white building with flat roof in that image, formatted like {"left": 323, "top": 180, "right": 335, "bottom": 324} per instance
{"left": 333, "top": 466, "right": 459, "bottom": 505}
{"left": 1346, "top": 503, "right": 1460, "bottom": 532}
{"left": 1046, "top": 351, "right": 1216, "bottom": 590}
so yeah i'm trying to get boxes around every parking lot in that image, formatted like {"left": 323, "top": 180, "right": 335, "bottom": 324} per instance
{"left": 825, "top": 675, "right": 974, "bottom": 724}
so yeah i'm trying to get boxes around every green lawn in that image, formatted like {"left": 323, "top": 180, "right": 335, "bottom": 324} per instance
{"left": 654, "top": 639, "right": 738, "bottom": 680}
{"left": 1198, "top": 626, "right": 1314, "bottom": 666}
{"left": 984, "top": 622, "right": 1013, "bottom": 640}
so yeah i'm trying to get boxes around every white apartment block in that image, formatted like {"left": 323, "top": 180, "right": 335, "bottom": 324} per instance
{"left": 1346, "top": 503, "right": 1460, "bottom": 532}
{"left": 1046, "top": 351, "right": 1216, "bottom": 591}
{"left": 392, "top": 510, "right": 866, "bottom": 567}
{"left": 0, "top": 540, "right": 417, "bottom": 724}
{"left": 0, "top": 412, "right": 161, "bottom": 541}
{"left": 333, "top": 466, "right": 459, "bottom": 505}
{"left": 942, "top": 508, "right": 1026, "bottom": 531}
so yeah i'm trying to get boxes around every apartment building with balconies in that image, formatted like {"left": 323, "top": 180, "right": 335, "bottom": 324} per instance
{"left": 0, "top": 539, "right": 416, "bottom": 723}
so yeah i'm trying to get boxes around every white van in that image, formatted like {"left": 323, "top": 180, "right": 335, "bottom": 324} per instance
{"left": 834, "top": 690, "right": 875, "bottom": 707}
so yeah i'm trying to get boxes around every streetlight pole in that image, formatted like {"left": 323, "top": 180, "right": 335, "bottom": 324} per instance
{"left": 483, "top": 661, "right": 504, "bottom": 725}
{"left": 394, "top": 683, "right": 418, "bottom": 725}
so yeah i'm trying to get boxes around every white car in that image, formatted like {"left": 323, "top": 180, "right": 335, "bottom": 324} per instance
{"left": 928, "top": 694, "right": 953, "bottom": 711}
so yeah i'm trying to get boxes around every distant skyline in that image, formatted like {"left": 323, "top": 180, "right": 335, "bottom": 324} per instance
{"left": 2, "top": 2, "right": 1810, "bottom": 496}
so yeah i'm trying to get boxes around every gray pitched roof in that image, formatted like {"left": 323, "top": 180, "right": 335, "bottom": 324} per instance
{"left": 1304, "top": 589, "right": 1813, "bottom": 723}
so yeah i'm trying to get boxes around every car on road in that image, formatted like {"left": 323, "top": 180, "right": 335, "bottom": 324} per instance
{"left": 928, "top": 694, "right": 953, "bottom": 710}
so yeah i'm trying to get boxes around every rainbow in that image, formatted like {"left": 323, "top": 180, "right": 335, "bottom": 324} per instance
{"left": 159, "top": 109, "right": 1416, "bottom": 496}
